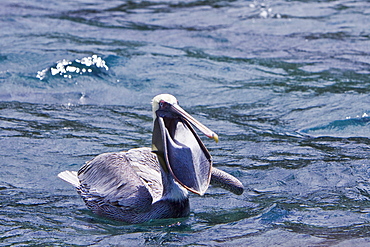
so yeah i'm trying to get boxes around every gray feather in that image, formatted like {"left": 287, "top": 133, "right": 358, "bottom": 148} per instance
{"left": 78, "top": 149, "right": 157, "bottom": 212}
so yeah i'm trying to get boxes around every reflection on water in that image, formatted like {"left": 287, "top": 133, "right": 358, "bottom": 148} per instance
{"left": 1, "top": 0, "right": 370, "bottom": 245}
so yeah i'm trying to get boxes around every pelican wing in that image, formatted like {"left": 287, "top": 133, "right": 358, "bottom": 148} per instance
{"left": 78, "top": 148, "right": 163, "bottom": 212}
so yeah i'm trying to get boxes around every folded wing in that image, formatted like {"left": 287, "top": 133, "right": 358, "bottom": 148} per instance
{"left": 77, "top": 148, "right": 163, "bottom": 213}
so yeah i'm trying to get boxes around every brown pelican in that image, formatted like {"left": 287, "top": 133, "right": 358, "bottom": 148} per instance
{"left": 58, "top": 94, "right": 243, "bottom": 223}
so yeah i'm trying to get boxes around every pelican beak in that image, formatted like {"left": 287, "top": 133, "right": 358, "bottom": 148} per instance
{"left": 152, "top": 102, "right": 218, "bottom": 195}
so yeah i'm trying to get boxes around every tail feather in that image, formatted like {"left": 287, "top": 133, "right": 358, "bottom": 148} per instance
{"left": 58, "top": 170, "right": 80, "bottom": 187}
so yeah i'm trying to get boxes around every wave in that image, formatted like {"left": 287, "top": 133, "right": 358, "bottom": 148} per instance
{"left": 299, "top": 113, "right": 370, "bottom": 138}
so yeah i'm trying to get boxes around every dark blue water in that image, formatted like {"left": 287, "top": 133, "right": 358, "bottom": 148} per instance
{"left": 1, "top": 0, "right": 370, "bottom": 246}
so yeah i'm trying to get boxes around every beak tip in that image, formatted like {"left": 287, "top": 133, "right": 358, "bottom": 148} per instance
{"left": 213, "top": 133, "right": 219, "bottom": 143}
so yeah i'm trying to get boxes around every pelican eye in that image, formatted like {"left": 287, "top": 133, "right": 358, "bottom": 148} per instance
{"left": 159, "top": 100, "right": 170, "bottom": 109}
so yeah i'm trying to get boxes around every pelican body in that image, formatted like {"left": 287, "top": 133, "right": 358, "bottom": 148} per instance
{"left": 58, "top": 94, "right": 243, "bottom": 224}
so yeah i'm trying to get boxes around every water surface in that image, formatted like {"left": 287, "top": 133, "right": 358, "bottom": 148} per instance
{"left": 1, "top": 0, "right": 370, "bottom": 246}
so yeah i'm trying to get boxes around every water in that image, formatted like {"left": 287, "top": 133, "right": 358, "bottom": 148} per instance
{"left": 1, "top": 0, "right": 370, "bottom": 245}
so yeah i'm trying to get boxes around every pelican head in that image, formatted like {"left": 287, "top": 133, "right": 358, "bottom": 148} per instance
{"left": 151, "top": 94, "right": 218, "bottom": 196}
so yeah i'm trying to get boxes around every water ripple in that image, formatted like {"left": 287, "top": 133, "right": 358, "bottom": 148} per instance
{"left": 1, "top": 0, "right": 370, "bottom": 245}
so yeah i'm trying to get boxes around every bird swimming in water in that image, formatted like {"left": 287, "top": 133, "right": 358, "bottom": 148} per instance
{"left": 58, "top": 94, "right": 243, "bottom": 224}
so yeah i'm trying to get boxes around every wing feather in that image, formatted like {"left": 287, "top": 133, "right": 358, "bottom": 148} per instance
{"left": 77, "top": 148, "right": 162, "bottom": 213}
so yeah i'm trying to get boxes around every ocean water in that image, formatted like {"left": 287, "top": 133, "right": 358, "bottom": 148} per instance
{"left": 1, "top": 0, "right": 370, "bottom": 246}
